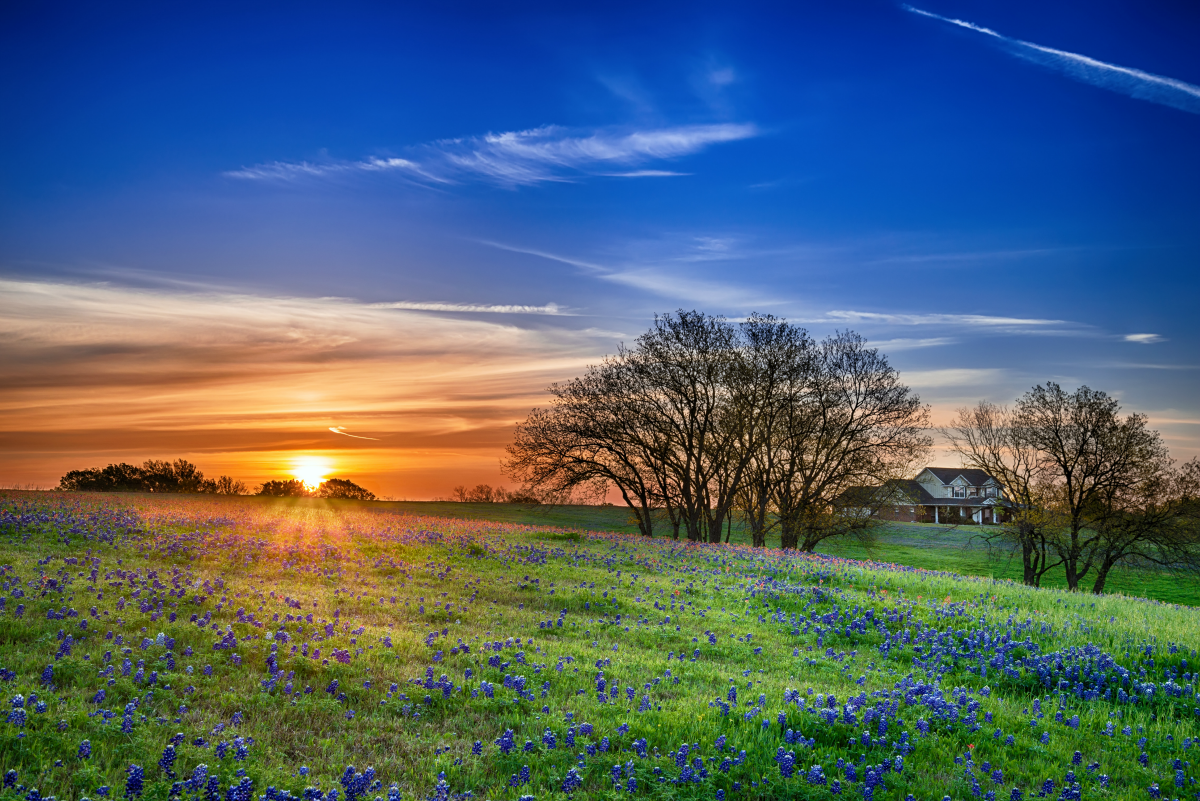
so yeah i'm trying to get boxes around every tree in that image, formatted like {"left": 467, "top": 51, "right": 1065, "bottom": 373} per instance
{"left": 201, "top": 475, "right": 247, "bottom": 495}
{"left": 942, "top": 401, "right": 1060, "bottom": 587}
{"left": 768, "top": 332, "right": 930, "bottom": 551}
{"left": 1014, "top": 382, "right": 1171, "bottom": 592}
{"left": 58, "top": 459, "right": 226, "bottom": 493}
{"left": 505, "top": 311, "right": 929, "bottom": 548}
{"left": 256, "top": 479, "right": 311, "bottom": 497}
{"left": 505, "top": 357, "right": 667, "bottom": 536}
{"left": 621, "top": 311, "right": 746, "bottom": 542}
{"left": 316, "top": 478, "right": 376, "bottom": 501}
{"left": 1085, "top": 457, "right": 1200, "bottom": 594}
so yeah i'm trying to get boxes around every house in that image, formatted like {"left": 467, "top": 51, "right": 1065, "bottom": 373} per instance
{"left": 840, "top": 467, "right": 1012, "bottom": 525}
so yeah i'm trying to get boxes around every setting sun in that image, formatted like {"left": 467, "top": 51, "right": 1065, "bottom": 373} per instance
{"left": 292, "top": 455, "right": 333, "bottom": 489}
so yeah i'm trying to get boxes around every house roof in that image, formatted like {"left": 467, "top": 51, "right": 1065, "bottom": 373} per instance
{"left": 918, "top": 467, "right": 999, "bottom": 487}
{"left": 836, "top": 477, "right": 1015, "bottom": 509}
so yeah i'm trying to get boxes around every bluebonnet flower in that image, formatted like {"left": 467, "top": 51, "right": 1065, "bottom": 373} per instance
{"left": 562, "top": 767, "right": 582, "bottom": 794}
{"left": 124, "top": 764, "right": 144, "bottom": 799}
{"left": 158, "top": 744, "right": 177, "bottom": 778}
{"left": 79, "top": 740, "right": 92, "bottom": 760}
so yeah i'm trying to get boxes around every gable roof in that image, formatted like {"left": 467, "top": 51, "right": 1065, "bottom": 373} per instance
{"left": 836, "top": 479, "right": 936, "bottom": 507}
{"left": 918, "top": 467, "right": 998, "bottom": 487}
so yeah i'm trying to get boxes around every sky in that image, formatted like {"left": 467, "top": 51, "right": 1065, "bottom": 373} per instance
{"left": 2, "top": 0, "right": 1198, "bottom": 498}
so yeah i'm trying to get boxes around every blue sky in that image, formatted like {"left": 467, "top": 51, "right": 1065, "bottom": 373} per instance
{"left": 2, "top": 1, "right": 1198, "bottom": 494}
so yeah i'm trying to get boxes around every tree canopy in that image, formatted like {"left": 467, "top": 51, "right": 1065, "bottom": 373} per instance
{"left": 58, "top": 459, "right": 245, "bottom": 495}
{"left": 505, "top": 310, "right": 930, "bottom": 548}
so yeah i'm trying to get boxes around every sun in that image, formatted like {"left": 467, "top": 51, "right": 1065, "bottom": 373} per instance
{"left": 292, "top": 455, "right": 333, "bottom": 490}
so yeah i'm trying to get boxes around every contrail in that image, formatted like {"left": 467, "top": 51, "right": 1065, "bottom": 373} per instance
{"left": 904, "top": 5, "right": 1200, "bottom": 115}
{"left": 328, "top": 427, "right": 380, "bottom": 440}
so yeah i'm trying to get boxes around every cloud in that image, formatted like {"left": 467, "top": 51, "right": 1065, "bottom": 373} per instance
{"left": 0, "top": 278, "right": 618, "bottom": 495}
{"left": 479, "top": 240, "right": 781, "bottom": 308}
{"left": 329, "top": 427, "right": 380, "bottom": 440}
{"left": 603, "top": 170, "right": 691, "bottom": 178}
{"left": 821, "top": 310, "right": 1064, "bottom": 327}
{"left": 368, "top": 301, "right": 569, "bottom": 315}
{"left": 902, "top": 368, "right": 1008, "bottom": 388}
{"left": 226, "top": 123, "right": 758, "bottom": 187}
{"left": 904, "top": 5, "right": 1200, "bottom": 115}
{"left": 868, "top": 337, "right": 957, "bottom": 351}
{"left": 1124, "top": 333, "right": 1165, "bottom": 344}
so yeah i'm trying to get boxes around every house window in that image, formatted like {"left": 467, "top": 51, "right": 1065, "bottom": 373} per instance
{"left": 967, "top": 488, "right": 978, "bottom": 497}
{"left": 953, "top": 488, "right": 966, "bottom": 498}
{"left": 986, "top": 487, "right": 997, "bottom": 497}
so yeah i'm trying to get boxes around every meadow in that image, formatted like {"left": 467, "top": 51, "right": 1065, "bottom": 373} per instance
{"left": 0, "top": 491, "right": 1197, "bottom": 801}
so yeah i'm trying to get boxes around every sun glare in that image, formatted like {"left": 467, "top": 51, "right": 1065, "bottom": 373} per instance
{"left": 293, "top": 455, "right": 333, "bottom": 489}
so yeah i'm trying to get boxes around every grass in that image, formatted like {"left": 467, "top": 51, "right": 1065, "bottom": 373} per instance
{"left": 363, "top": 499, "right": 1200, "bottom": 608}
{"left": 0, "top": 490, "right": 1197, "bottom": 801}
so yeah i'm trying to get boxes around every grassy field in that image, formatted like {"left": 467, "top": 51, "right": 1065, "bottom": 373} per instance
{"left": 367, "top": 500, "right": 1200, "bottom": 608}
{"left": 1, "top": 490, "right": 1197, "bottom": 801}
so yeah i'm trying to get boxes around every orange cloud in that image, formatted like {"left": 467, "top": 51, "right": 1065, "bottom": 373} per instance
{"left": 0, "top": 279, "right": 617, "bottom": 497}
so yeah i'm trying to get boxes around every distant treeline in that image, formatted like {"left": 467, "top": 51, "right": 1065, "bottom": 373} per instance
{"left": 448, "top": 484, "right": 541, "bottom": 504}
{"left": 58, "top": 460, "right": 377, "bottom": 501}
{"left": 58, "top": 459, "right": 246, "bottom": 495}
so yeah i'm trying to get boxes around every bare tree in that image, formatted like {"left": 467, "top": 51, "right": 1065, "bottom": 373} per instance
{"left": 733, "top": 316, "right": 814, "bottom": 547}
{"left": 1014, "top": 382, "right": 1171, "bottom": 592}
{"left": 505, "top": 313, "right": 927, "bottom": 549}
{"left": 623, "top": 311, "right": 744, "bottom": 542}
{"left": 504, "top": 358, "right": 663, "bottom": 535}
{"left": 942, "top": 401, "right": 1060, "bottom": 586}
{"left": 1086, "top": 457, "right": 1200, "bottom": 593}
{"left": 771, "top": 332, "right": 930, "bottom": 551}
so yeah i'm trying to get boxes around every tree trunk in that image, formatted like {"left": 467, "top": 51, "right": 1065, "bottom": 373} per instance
{"left": 1091, "top": 558, "right": 1117, "bottom": 595}
{"left": 779, "top": 517, "right": 799, "bottom": 550}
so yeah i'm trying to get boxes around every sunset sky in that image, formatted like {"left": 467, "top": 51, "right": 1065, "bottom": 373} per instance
{"left": 2, "top": 2, "right": 1199, "bottom": 498}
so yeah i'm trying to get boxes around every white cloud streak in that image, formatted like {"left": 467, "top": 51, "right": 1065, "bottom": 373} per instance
{"left": 225, "top": 123, "right": 757, "bottom": 187}
{"left": 902, "top": 368, "right": 1009, "bottom": 388}
{"left": 905, "top": 5, "right": 1200, "bottom": 115}
{"left": 329, "top": 427, "right": 380, "bottom": 440}
{"left": 368, "top": 301, "right": 569, "bottom": 315}
{"left": 868, "top": 337, "right": 957, "bottom": 351}
{"left": 1124, "top": 333, "right": 1165, "bottom": 344}
{"left": 821, "top": 310, "right": 1064, "bottom": 327}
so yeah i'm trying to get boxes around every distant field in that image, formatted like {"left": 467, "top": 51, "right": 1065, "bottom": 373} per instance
{"left": 366, "top": 499, "right": 1200, "bottom": 608}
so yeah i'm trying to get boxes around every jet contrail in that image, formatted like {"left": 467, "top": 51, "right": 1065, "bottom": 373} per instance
{"left": 904, "top": 5, "right": 1200, "bottom": 115}
{"left": 328, "top": 427, "right": 380, "bottom": 440}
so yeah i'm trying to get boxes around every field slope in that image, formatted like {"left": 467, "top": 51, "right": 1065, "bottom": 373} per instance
{"left": 0, "top": 491, "right": 1197, "bottom": 801}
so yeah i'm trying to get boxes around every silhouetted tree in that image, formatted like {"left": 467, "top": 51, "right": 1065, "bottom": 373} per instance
{"left": 256, "top": 479, "right": 311, "bottom": 497}
{"left": 58, "top": 459, "right": 237, "bottom": 493}
{"left": 316, "top": 478, "right": 376, "bottom": 501}
{"left": 506, "top": 311, "right": 929, "bottom": 547}
{"left": 201, "top": 475, "right": 247, "bottom": 495}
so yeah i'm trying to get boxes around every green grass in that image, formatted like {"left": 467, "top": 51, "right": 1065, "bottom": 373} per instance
{"left": 353, "top": 499, "right": 1200, "bottom": 608}
{"left": 0, "top": 491, "right": 1197, "bottom": 801}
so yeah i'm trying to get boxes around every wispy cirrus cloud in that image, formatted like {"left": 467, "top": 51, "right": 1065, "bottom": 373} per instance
{"left": 905, "top": 5, "right": 1200, "bottom": 115}
{"left": 820, "top": 310, "right": 1065, "bottom": 327}
{"left": 368, "top": 301, "right": 569, "bottom": 315}
{"left": 225, "top": 123, "right": 757, "bottom": 187}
